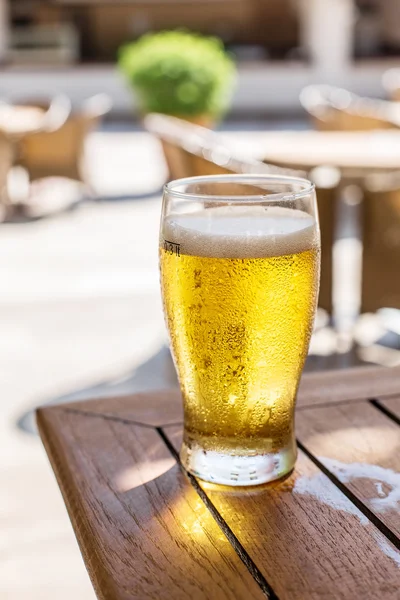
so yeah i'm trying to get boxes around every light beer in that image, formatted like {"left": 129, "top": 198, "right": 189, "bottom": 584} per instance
{"left": 160, "top": 205, "right": 320, "bottom": 484}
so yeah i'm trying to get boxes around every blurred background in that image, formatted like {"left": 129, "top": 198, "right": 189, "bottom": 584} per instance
{"left": 3, "top": 1, "right": 400, "bottom": 598}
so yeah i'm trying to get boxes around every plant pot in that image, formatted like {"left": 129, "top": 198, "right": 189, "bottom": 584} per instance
{"left": 180, "top": 114, "right": 215, "bottom": 129}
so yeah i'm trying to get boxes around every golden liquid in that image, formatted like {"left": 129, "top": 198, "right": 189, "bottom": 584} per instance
{"left": 160, "top": 245, "right": 319, "bottom": 455}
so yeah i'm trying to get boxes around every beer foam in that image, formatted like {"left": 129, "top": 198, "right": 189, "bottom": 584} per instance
{"left": 162, "top": 206, "right": 318, "bottom": 258}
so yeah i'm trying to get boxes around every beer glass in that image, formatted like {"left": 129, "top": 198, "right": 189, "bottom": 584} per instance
{"left": 160, "top": 175, "right": 320, "bottom": 486}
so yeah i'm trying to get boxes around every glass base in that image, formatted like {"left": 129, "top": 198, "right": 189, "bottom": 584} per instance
{"left": 180, "top": 440, "right": 296, "bottom": 487}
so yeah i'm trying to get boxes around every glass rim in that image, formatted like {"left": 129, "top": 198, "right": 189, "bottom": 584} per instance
{"left": 164, "top": 174, "right": 315, "bottom": 203}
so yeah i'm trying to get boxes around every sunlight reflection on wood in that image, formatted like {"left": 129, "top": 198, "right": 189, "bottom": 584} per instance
{"left": 172, "top": 495, "right": 229, "bottom": 544}
{"left": 114, "top": 457, "right": 175, "bottom": 492}
{"left": 303, "top": 426, "right": 400, "bottom": 462}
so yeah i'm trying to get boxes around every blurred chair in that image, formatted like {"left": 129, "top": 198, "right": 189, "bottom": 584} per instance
{"left": 300, "top": 84, "right": 400, "bottom": 131}
{"left": 382, "top": 68, "right": 400, "bottom": 102}
{"left": 24, "top": 177, "right": 85, "bottom": 220}
{"left": 144, "top": 112, "right": 333, "bottom": 313}
{"left": 144, "top": 112, "right": 299, "bottom": 180}
{"left": 18, "top": 94, "right": 112, "bottom": 186}
{"left": 361, "top": 172, "right": 400, "bottom": 313}
{"left": 0, "top": 95, "right": 70, "bottom": 146}
{"left": 0, "top": 132, "right": 13, "bottom": 218}
{"left": 21, "top": 94, "right": 72, "bottom": 133}
{"left": 380, "top": 0, "right": 400, "bottom": 56}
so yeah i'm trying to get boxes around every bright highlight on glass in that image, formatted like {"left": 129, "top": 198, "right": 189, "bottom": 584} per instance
{"left": 160, "top": 175, "right": 320, "bottom": 486}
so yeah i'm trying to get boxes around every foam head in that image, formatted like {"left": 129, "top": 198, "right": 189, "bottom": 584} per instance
{"left": 161, "top": 206, "right": 319, "bottom": 258}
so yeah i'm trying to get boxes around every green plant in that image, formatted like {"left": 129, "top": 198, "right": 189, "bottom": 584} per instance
{"left": 118, "top": 31, "right": 236, "bottom": 118}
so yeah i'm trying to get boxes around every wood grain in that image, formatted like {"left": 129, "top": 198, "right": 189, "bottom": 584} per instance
{"left": 164, "top": 425, "right": 400, "bottom": 600}
{"left": 297, "top": 364, "right": 400, "bottom": 408}
{"left": 37, "top": 366, "right": 400, "bottom": 600}
{"left": 58, "top": 365, "right": 400, "bottom": 430}
{"left": 296, "top": 401, "right": 400, "bottom": 537}
{"left": 60, "top": 389, "right": 183, "bottom": 427}
{"left": 36, "top": 406, "right": 264, "bottom": 600}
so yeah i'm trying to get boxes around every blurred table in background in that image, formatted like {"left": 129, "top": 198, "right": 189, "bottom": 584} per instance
{"left": 261, "top": 129, "right": 400, "bottom": 332}
{"left": 261, "top": 130, "right": 400, "bottom": 175}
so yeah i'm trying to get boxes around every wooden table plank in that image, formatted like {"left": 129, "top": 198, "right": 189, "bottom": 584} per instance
{"left": 296, "top": 401, "right": 400, "bottom": 538}
{"left": 164, "top": 425, "right": 400, "bottom": 600}
{"left": 60, "top": 389, "right": 183, "bottom": 427}
{"left": 37, "top": 406, "right": 265, "bottom": 600}
{"left": 58, "top": 366, "right": 400, "bottom": 429}
{"left": 297, "top": 364, "right": 400, "bottom": 408}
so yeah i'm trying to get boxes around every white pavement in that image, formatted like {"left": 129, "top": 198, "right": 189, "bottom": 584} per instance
{"left": 1, "top": 127, "right": 173, "bottom": 600}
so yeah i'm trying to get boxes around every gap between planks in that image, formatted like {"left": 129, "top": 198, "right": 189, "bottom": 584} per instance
{"left": 369, "top": 399, "right": 400, "bottom": 427}
{"left": 156, "top": 427, "right": 278, "bottom": 600}
{"left": 63, "top": 406, "right": 183, "bottom": 430}
{"left": 58, "top": 402, "right": 400, "bottom": 568}
{"left": 57, "top": 406, "right": 277, "bottom": 599}
{"left": 58, "top": 393, "right": 398, "bottom": 431}
{"left": 296, "top": 439, "right": 400, "bottom": 552}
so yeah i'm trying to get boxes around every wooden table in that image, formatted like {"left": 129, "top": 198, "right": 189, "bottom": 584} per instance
{"left": 260, "top": 130, "right": 400, "bottom": 175}
{"left": 37, "top": 365, "right": 400, "bottom": 599}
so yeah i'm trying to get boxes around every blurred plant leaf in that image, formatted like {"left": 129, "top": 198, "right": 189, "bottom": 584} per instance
{"left": 118, "top": 30, "right": 237, "bottom": 117}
